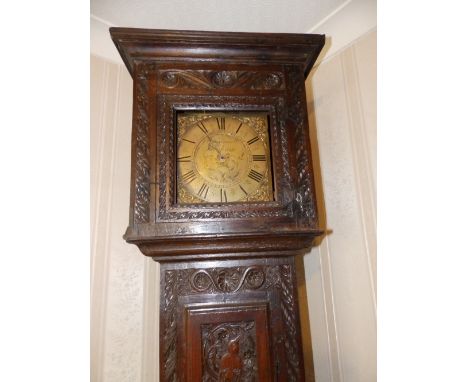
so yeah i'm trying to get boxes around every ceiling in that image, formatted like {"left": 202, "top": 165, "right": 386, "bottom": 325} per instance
{"left": 91, "top": 0, "right": 346, "bottom": 33}
{"left": 91, "top": 0, "right": 376, "bottom": 65}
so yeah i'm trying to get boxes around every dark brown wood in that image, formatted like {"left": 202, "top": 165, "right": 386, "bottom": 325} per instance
{"left": 110, "top": 28, "right": 324, "bottom": 79}
{"left": 160, "top": 257, "right": 305, "bottom": 382}
{"left": 111, "top": 28, "right": 324, "bottom": 382}
{"left": 187, "top": 303, "right": 271, "bottom": 381}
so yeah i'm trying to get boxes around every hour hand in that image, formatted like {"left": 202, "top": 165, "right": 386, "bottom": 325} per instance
{"left": 208, "top": 141, "right": 222, "bottom": 155}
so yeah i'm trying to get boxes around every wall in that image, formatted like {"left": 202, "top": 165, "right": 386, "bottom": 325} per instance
{"left": 91, "top": 27, "right": 376, "bottom": 382}
{"left": 90, "top": 55, "right": 160, "bottom": 382}
{"left": 303, "top": 28, "right": 376, "bottom": 382}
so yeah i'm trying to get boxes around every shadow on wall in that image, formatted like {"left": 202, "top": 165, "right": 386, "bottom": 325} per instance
{"left": 295, "top": 41, "right": 333, "bottom": 380}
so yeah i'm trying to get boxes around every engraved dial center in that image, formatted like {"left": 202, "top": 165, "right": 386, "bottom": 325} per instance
{"left": 177, "top": 113, "right": 273, "bottom": 203}
{"left": 194, "top": 133, "right": 250, "bottom": 188}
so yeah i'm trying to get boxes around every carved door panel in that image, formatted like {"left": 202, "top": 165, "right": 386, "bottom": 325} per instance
{"left": 186, "top": 304, "right": 271, "bottom": 382}
{"left": 160, "top": 257, "right": 305, "bottom": 382}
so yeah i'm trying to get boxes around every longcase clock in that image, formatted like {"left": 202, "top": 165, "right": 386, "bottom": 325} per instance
{"left": 110, "top": 27, "right": 325, "bottom": 382}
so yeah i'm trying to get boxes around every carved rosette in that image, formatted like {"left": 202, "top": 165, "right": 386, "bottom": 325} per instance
{"left": 212, "top": 71, "right": 238, "bottom": 87}
{"left": 159, "top": 70, "right": 285, "bottom": 90}
{"left": 202, "top": 321, "right": 258, "bottom": 382}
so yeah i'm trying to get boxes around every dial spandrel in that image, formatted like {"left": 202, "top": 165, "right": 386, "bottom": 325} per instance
{"left": 177, "top": 112, "right": 274, "bottom": 204}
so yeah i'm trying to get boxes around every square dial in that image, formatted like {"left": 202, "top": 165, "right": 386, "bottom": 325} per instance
{"left": 176, "top": 112, "right": 274, "bottom": 204}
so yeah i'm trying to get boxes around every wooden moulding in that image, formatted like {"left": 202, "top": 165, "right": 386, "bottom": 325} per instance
{"left": 110, "top": 28, "right": 325, "bottom": 78}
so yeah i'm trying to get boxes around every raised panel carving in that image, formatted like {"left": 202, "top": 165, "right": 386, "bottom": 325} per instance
{"left": 202, "top": 321, "right": 258, "bottom": 382}
{"left": 159, "top": 69, "right": 285, "bottom": 90}
{"left": 190, "top": 267, "right": 266, "bottom": 293}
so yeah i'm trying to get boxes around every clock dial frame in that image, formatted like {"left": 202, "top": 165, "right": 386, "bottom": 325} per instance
{"left": 176, "top": 112, "right": 274, "bottom": 204}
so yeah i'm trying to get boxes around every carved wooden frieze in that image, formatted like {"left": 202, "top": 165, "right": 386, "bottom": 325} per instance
{"left": 133, "top": 69, "right": 151, "bottom": 223}
{"left": 278, "top": 261, "right": 301, "bottom": 381}
{"left": 159, "top": 70, "right": 285, "bottom": 90}
{"left": 202, "top": 321, "right": 258, "bottom": 382}
{"left": 190, "top": 266, "right": 267, "bottom": 293}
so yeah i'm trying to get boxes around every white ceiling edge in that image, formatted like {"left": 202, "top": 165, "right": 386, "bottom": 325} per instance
{"left": 310, "top": 0, "right": 376, "bottom": 66}
{"left": 90, "top": 15, "right": 121, "bottom": 63}
{"left": 91, "top": 0, "right": 376, "bottom": 67}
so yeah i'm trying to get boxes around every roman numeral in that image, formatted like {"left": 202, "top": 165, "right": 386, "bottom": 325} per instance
{"left": 216, "top": 117, "right": 225, "bottom": 130}
{"left": 239, "top": 185, "right": 248, "bottom": 196}
{"left": 220, "top": 189, "right": 227, "bottom": 202}
{"left": 248, "top": 169, "right": 263, "bottom": 183}
{"left": 197, "top": 121, "right": 209, "bottom": 135}
{"left": 247, "top": 136, "right": 259, "bottom": 145}
{"left": 252, "top": 155, "right": 266, "bottom": 161}
{"left": 182, "top": 138, "right": 195, "bottom": 144}
{"left": 181, "top": 170, "right": 196, "bottom": 184}
{"left": 177, "top": 155, "right": 191, "bottom": 163}
{"left": 235, "top": 123, "right": 243, "bottom": 134}
{"left": 197, "top": 183, "right": 209, "bottom": 199}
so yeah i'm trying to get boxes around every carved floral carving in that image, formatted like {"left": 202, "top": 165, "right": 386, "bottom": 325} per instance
{"left": 286, "top": 68, "right": 317, "bottom": 226}
{"left": 202, "top": 321, "right": 258, "bottom": 382}
{"left": 279, "top": 264, "right": 301, "bottom": 381}
{"left": 159, "top": 70, "right": 284, "bottom": 90}
{"left": 190, "top": 266, "right": 265, "bottom": 293}
{"left": 133, "top": 67, "right": 151, "bottom": 223}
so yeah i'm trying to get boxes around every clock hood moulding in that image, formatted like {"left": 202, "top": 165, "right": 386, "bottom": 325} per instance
{"left": 110, "top": 28, "right": 325, "bottom": 260}
{"left": 110, "top": 28, "right": 325, "bottom": 79}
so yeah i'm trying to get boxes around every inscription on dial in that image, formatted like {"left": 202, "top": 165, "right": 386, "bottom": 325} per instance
{"left": 177, "top": 113, "right": 273, "bottom": 203}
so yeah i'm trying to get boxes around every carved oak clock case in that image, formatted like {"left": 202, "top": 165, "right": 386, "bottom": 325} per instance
{"left": 110, "top": 28, "right": 325, "bottom": 382}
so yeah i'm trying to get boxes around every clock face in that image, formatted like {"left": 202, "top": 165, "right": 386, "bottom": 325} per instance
{"left": 176, "top": 112, "right": 274, "bottom": 204}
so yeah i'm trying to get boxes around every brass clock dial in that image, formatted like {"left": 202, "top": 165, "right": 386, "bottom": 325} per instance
{"left": 176, "top": 112, "right": 274, "bottom": 204}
